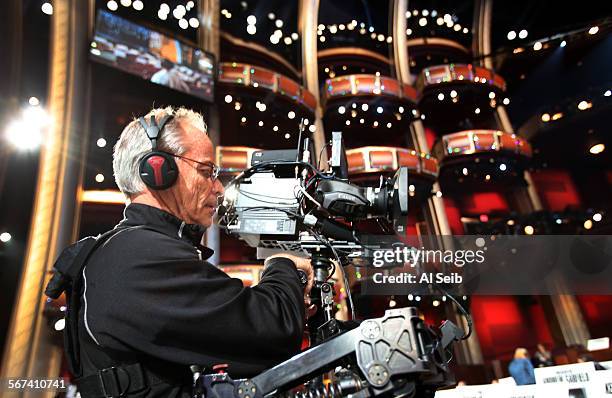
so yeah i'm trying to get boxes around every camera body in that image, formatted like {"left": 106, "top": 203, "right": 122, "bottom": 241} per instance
{"left": 219, "top": 131, "right": 409, "bottom": 257}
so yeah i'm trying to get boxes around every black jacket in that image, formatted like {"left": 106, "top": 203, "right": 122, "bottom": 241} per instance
{"left": 77, "top": 203, "right": 305, "bottom": 397}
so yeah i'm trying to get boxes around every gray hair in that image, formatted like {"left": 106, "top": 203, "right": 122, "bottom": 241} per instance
{"left": 113, "top": 106, "right": 208, "bottom": 197}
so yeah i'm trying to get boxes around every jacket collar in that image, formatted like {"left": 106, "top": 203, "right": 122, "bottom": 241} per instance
{"left": 117, "top": 203, "right": 214, "bottom": 259}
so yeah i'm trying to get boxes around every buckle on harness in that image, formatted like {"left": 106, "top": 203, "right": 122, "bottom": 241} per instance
{"left": 98, "top": 366, "right": 129, "bottom": 397}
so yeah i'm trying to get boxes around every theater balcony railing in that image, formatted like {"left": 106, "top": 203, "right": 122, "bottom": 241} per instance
{"left": 218, "top": 62, "right": 317, "bottom": 114}
{"left": 323, "top": 74, "right": 418, "bottom": 107}
{"left": 433, "top": 129, "right": 532, "bottom": 165}
{"left": 417, "top": 64, "right": 506, "bottom": 95}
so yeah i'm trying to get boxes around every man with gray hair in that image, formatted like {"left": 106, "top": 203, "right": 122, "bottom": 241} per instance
{"left": 62, "top": 106, "right": 315, "bottom": 397}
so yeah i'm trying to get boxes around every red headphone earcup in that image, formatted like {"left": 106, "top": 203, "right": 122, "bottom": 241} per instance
{"left": 139, "top": 152, "right": 178, "bottom": 190}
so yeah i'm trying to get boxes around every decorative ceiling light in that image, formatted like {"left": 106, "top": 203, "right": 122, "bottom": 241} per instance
{"left": 234, "top": 102, "right": 241, "bottom": 110}
{"left": 489, "top": 91, "right": 496, "bottom": 99}
{"left": 373, "top": 121, "right": 379, "bottom": 127}
{"left": 503, "top": 98, "right": 510, "bottom": 105}
{"left": 268, "top": 13, "right": 276, "bottom": 20}
{"left": 541, "top": 113, "right": 550, "bottom": 122}
{"left": 454, "top": 24, "right": 461, "bottom": 31}
{"left": 345, "top": 120, "right": 351, "bottom": 126}
{"left": 179, "top": 18, "right": 188, "bottom": 29}
{"left": 247, "top": 15, "right": 256, "bottom": 25}
{"left": 120, "top": 0, "right": 132, "bottom": 7}
{"left": 270, "top": 35, "right": 280, "bottom": 44}
{"left": 284, "top": 37, "right": 292, "bottom": 45}
{"left": 499, "top": 163, "right": 507, "bottom": 171}
{"left": 422, "top": 9, "right": 429, "bottom": 16}
{"left": 524, "top": 225, "right": 534, "bottom": 235}
{"left": 377, "top": 34, "right": 385, "bottom": 41}
{"left": 406, "top": 28, "right": 413, "bottom": 35}
{"left": 398, "top": 106, "right": 404, "bottom": 113}
{"left": 133, "top": 0, "right": 144, "bottom": 11}
{"left": 463, "top": 27, "right": 469, "bottom": 34}
{"left": 450, "top": 90, "right": 457, "bottom": 98}
{"left": 418, "top": 17, "right": 427, "bottom": 27}
{"left": 158, "top": 9, "right": 168, "bottom": 20}
{"left": 189, "top": 18, "right": 199, "bottom": 28}
{"left": 386, "top": 122, "right": 392, "bottom": 128}
{"left": 95, "top": 174, "right": 105, "bottom": 183}
{"left": 583, "top": 220, "right": 593, "bottom": 229}
{"left": 339, "top": 24, "right": 345, "bottom": 30}
{"left": 329, "top": 25, "right": 338, "bottom": 34}
{"left": 28, "top": 97, "right": 40, "bottom": 106}
{"left": 361, "top": 103, "right": 369, "bottom": 111}
{"left": 462, "top": 167, "right": 468, "bottom": 176}
{"left": 107, "top": 1, "right": 119, "bottom": 11}
{"left": 474, "top": 107, "right": 481, "bottom": 114}
{"left": 588, "top": 26, "right": 599, "bottom": 35}
{"left": 589, "top": 143, "right": 605, "bottom": 155}
{"left": 41, "top": 2, "right": 53, "bottom": 14}
{"left": 436, "top": 18, "right": 444, "bottom": 25}
{"left": 507, "top": 30, "right": 516, "bottom": 40}
{"left": 338, "top": 106, "right": 346, "bottom": 114}
{"left": 258, "top": 121, "right": 264, "bottom": 127}
{"left": 577, "top": 100, "right": 592, "bottom": 110}
{"left": 560, "top": 40, "right": 567, "bottom": 47}
{"left": 308, "top": 125, "right": 316, "bottom": 133}
{"left": 275, "top": 19, "right": 284, "bottom": 28}
{"left": 319, "top": 36, "right": 326, "bottom": 42}
{"left": 376, "top": 106, "right": 383, "bottom": 114}
{"left": 605, "top": 90, "right": 611, "bottom": 97}
{"left": 287, "top": 111, "right": 296, "bottom": 119}
{"left": 533, "top": 41, "right": 542, "bottom": 51}
{"left": 593, "top": 213, "right": 603, "bottom": 222}
{"left": 437, "top": 93, "right": 444, "bottom": 101}
{"left": 241, "top": 116, "right": 247, "bottom": 123}
{"left": 518, "top": 29, "right": 528, "bottom": 39}
{"left": 246, "top": 24, "right": 256, "bottom": 35}
{"left": 291, "top": 33, "right": 298, "bottom": 40}
{"left": 273, "top": 125, "right": 278, "bottom": 131}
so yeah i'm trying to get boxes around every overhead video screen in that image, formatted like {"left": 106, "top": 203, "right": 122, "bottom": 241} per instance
{"left": 90, "top": 10, "right": 214, "bottom": 102}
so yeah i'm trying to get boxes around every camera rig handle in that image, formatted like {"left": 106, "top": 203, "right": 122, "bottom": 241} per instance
{"left": 196, "top": 307, "right": 462, "bottom": 398}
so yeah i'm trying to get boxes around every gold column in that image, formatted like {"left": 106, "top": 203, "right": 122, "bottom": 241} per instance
{"left": 0, "top": 0, "right": 94, "bottom": 396}
{"left": 392, "top": 0, "right": 410, "bottom": 85}
{"left": 496, "top": 106, "right": 543, "bottom": 211}
{"left": 391, "top": 0, "right": 451, "bottom": 237}
{"left": 298, "top": 0, "right": 326, "bottom": 160}
{"left": 198, "top": 0, "right": 221, "bottom": 261}
{"left": 472, "top": 0, "right": 493, "bottom": 69}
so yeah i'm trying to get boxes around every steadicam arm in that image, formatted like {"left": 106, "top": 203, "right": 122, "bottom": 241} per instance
{"left": 197, "top": 307, "right": 461, "bottom": 398}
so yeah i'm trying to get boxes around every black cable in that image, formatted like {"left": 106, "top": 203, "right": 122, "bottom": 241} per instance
{"left": 433, "top": 283, "right": 473, "bottom": 341}
{"left": 309, "top": 228, "right": 355, "bottom": 320}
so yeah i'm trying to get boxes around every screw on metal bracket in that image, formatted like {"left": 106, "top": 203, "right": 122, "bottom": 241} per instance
{"left": 361, "top": 320, "right": 381, "bottom": 339}
{"left": 367, "top": 364, "right": 390, "bottom": 386}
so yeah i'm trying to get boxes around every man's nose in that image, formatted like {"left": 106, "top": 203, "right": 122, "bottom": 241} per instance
{"left": 213, "top": 178, "right": 225, "bottom": 197}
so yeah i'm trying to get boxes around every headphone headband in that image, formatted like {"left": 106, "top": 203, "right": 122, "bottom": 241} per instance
{"left": 138, "top": 114, "right": 174, "bottom": 150}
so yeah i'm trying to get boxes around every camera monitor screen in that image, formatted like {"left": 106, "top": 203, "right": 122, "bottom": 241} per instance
{"left": 90, "top": 10, "right": 214, "bottom": 102}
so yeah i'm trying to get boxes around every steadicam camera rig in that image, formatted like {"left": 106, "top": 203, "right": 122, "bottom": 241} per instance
{"left": 208, "top": 124, "right": 469, "bottom": 398}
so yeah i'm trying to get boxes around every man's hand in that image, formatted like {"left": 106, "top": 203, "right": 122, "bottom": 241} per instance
{"left": 265, "top": 253, "right": 317, "bottom": 318}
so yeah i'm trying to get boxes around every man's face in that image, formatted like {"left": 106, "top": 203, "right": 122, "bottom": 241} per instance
{"left": 161, "top": 120, "right": 224, "bottom": 227}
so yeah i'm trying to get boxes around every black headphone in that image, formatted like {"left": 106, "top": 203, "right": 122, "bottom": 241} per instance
{"left": 138, "top": 114, "right": 178, "bottom": 190}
